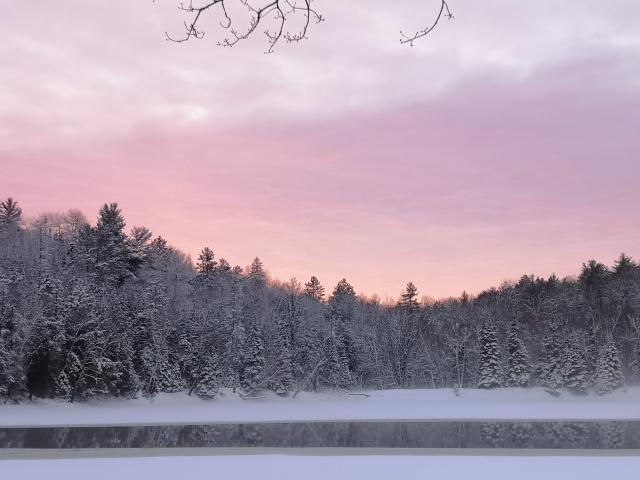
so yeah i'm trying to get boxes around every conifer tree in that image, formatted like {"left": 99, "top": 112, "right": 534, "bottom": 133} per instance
{"left": 196, "top": 247, "right": 216, "bottom": 274}
{"left": 478, "top": 323, "right": 503, "bottom": 389}
{"left": 240, "top": 323, "right": 265, "bottom": 395}
{"left": 562, "top": 334, "right": 589, "bottom": 394}
{"left": 0, "top": 197, "right": 22, "bottom": 228}
{"left": 506, "top": 320, "right": 531, "bottom": 387}
{"left": 94, "top": 203, "right": 132, "bottom": 285}
{"left": 304, "top": 276, "right": 325, "bottom": 302}
{"left": 540, "top": 325, "right": 564, "bottom": 389}
{"left": 271, "top": 317, "right": 294, "bottom": 395}
{"left": 594, "top": 340, "right": 623, "bottom": 395}
{"left": 194, "top": 357, "right": 221, "bottom": 399}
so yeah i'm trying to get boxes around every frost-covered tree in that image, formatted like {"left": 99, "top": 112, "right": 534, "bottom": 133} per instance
{"left": 506, "top": 320, "right": 531, "bottom": 387}
{"left": 594, "top": 340, "right": 622, "bottom": 395}
{"left": 193, "top": 357, "right": 221, "bottom": 399}
{"left": 562, "top": 334, "right": 589, "bottom": 394}
{"left": 478, "top": 323, "right": 503, "bottom": 389}
{"left": 240, "top": 323, "right": 265, "bottom": 395}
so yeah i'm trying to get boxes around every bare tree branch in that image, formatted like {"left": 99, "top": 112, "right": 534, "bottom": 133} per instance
{"left": 159, "top": 1, "right": 452, "bottom": 52}
{"left": 161, "top": 0, "right": 324, "bottom": 53}
{"left": 400, "top": 0, "right": 453, "bottom": 46}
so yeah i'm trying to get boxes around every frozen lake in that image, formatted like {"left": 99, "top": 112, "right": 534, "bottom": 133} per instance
{"left": 1, "top": 420, "right": 638, "bottom": 450}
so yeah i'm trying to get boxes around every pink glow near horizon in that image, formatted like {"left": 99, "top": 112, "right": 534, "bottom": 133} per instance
{"left": 1, "top": 1, "right": 640, "bottom": 299}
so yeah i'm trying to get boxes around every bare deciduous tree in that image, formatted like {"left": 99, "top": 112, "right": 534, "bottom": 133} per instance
{"left": 160, "top": 0, "right": 453, "bottom": 53}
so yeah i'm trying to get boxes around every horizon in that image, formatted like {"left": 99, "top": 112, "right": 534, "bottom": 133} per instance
{"left": 11, "top": 198, "right": 628, "bottom": 303}
{"left": 2, "top": 0, "right": 640, "bottom": 298}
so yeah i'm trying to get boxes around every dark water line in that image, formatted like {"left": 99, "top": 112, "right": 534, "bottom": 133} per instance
{"left": 2, "top": 421, "right": 640, "bottom": 450}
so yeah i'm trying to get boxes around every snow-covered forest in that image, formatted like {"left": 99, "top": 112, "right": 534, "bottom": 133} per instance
{"left": 0, "top": 198, "right": 637, "bottom": 402}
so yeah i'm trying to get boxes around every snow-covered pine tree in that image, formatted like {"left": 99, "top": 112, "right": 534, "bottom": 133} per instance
{"left": 271, "top": 324, "right": 294, "bottom": 395}
{"left": 240, "top": 322, "right": 265, "bottom": 396}
{"left": 94, "top": 203, "right": 133, "bottom": 285}
{"left": 506, "top": 319, "right": 531, "bottom": 387}
{"left": 594, "top": 340, "right": 623, "bottom": 395}
{"left": 540, "top": 325, "right": 564, "bottom": 390}
{"left": 478, "top": 323, "right": 503, "bottom": 389}
{"left": 562, "top": 334, "right": 589, "bottom": 394}
{"left": 194, "top": 357, "right": 220, "bottom": 399}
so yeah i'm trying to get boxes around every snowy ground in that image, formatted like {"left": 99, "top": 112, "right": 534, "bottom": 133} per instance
{"left": 2, "top": 454, "right": 640, "bottom": 480}
{"left": 2, "top": 387, "right": 640, "bottom": 427}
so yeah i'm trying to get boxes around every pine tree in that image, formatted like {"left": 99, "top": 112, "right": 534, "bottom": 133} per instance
{"left": 506, "top": 320, "right": 531, "bottom": 387}
{"left": 194, "top": 357, "right": 220, "bottom": 399}
{"left": 594, "top": 340, "right": 622, "bottom": 395}
{"left": 398, "top": 282, "right": 419, "bottom": 310}
{"left": 478, "top": 323, "right": 503, "bottom": 389}
{"left": 304, "top": 276, "right": 325, "bottom": 301}
{"left": 540, "top": 325, "right": 564, "bottom": 389}
{"left": 196, "top": 247, "right": 216, "bottom": 274}
{"left": 0, "top": 197, "right": 22, "bottom": 228}
{"left": 271, "top": 317, "right": 294, "bottom": 395}
{"left": 562, "top": 334, "right": 589, "bottom": 394}
{"left": 240, "top": 323, "right": 265, "bottom": 395}
{"left": 94, "top": 203, "right": 132, "bottom": 285}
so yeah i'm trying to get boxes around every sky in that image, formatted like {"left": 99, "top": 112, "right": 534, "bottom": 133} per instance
{"left": 1, "top": 0, "right": 640, "bottom": 299}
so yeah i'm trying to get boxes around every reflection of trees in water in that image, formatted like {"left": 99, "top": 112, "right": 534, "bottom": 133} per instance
{"left": 508, "top": 422, "right": 532, "bottom": 448}
{"left": 1, "top": 421, "right": 638, "bottom": 449}
{"left": 597, "top": 422, "right": 625, "bottom": 449}
{"left": 480, "top": 423, "right": 505, "bottom": 448}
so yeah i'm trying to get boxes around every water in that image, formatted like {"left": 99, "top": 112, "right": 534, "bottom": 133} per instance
{"left": 1, "top": 421, "right": 638, "bottom": 449}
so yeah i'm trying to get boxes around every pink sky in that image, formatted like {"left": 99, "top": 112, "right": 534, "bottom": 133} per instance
{"left": 1, "top": 1, "right": 640, "bottom": 299}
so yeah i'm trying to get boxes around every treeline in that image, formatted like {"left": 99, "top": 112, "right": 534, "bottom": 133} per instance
{"left": 0, "top": 198, "right": 638, "bottom": 402}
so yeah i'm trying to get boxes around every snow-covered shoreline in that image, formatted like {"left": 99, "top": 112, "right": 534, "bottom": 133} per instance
{"left": 2, "top": 387, "right": 640, "bottom": 428}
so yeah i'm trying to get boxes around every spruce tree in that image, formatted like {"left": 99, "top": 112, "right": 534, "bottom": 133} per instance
{"left": 562, "top": 334, "right": 589, "bottom": 394}
{"left": 240, "top": 323, "right": 265, "bottom": 395}
{"left": 478, "top": 323, "right": 503, "bottom": 389}
{"left": 594, "top": 340, "right": 622, "bottom": 395}
{"left": 304, "top": 276, "right": 325, "bottom": 301}
{"left": 506, "top": 320, "right": 531, "bottom": 387}
{"left": 194, "top": 357, "right": 220, "bottom": 399}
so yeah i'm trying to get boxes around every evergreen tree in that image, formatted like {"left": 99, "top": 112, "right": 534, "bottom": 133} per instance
{"left": 94, "top": 203, "right": 132, "bottom": 285}
{"left": 194, "top": 357, "right": 220, "bottom": 399}
{"left": 562, "top": 334, "right": 589, "bottom": 394}
{"left": 196, "top": 247, "right": 216, "bottom": 274}
{"left": 304, "top": 276, "right": 325, "bottom": 302}
{"left": 506, "top": 320, "right": 531, "bottom": 387}
{"left": 478, "top": 323, "right": 503, "bottom": 389}
{"left": 0, "top": 197, "right": 22, "bottom": 228}
{"left": 271, "top": 316, "right": 294, "bottom": 395}
{"left": 398, "top": 282, "right": 419, "bottom": 310}
{"left": 540, "top": 325, "right": 564, "bottom": 390}
{"left": 594, "top": 340, "right": 622, "bottom": 395}
{"left": 240, "top": 323, "right": 265, "bottom": 395}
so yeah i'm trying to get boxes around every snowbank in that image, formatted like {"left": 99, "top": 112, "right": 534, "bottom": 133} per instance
{"left": 2, "top": 387, "right": 640, "bottom": 427}
{"left": 1, "top": 455, "right": 639, "bottom": 480}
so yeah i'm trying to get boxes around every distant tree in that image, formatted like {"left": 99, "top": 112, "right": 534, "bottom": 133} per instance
{"left": 0, "top": 197, "right": 22, "bottom": 228}
{"left": 95, "top": 203, "right": 133, "bottom": 285}
{"left": 594, "top": 340, "right": 622, "bottom": 395}
{"left": 562, "top": 334, "right": 589, "bottom": 394}
{"left": 193, "top": 357, "right": 221, "bottom": 399}
{"left": 398, "top": 282, "right": 419, "bottom": 310}
{"left": 478, "top": 323, "right": 503, "bottom": 389}
{"left": 240, "top": 323, "right": 265, "bottom": 395}
{"left": 304, "top": 276, "right": 325, "bottom": 302}
{"left": 196, "top": 247, "right": 216, "bottom": 274}
{"left": 506, "top": 320, "right": 531, "bottom": 387}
